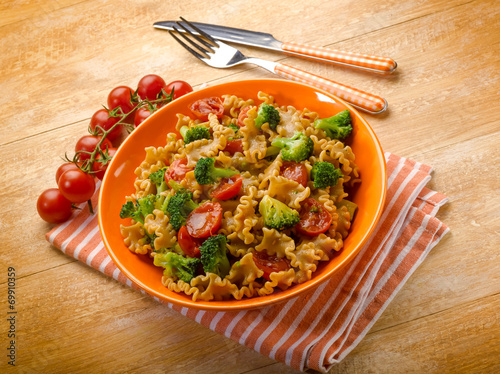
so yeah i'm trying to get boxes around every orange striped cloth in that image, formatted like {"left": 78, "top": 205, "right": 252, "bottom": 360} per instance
{"left": 46, "top": 152, "right": 449, "bottom": 372}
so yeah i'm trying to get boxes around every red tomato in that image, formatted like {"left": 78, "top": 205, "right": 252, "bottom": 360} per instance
{"left": 92, "top": 148, "right": 117, "bottom": 180}
{"left": 252, "top": 251, "right": 291, "bottom": 281}
{"left": 107, "top": 86, "right": 135, "bottom": 115}
{"left": 137, "top": 74, "right": 166, "bottom": 101}
{"left": 189, "top": 97, "right": 224, "bottom": 121}
{"left": 210, "top": 175, "right": 243, "bottom": 200}
{"left": 89, "top": 108, "right": 122, "bottom": 142}
{"left": 237, "top": 106, "right": 252, "bottom": 127}
{"left": 75, "top": 135, "right": 113, "bottom": 161}
{"left": 56, "top": 162, "right": 81, "bottom": 183}
{"left": 295, "top": 198, "right": 332, "bottom": 236}
{"left": 58, "top": 169, "right": 96, "bottom": 203}
{"left": 280, "top": 161, "right": 308, "bottom": 187}
{"left": 37, "top": 188, "right": 73, "bottom": 223}
{"left": 165, "top": 158, "right": 192, "bottom": 184}
{"left": 178, "top": 225, "right": 201, "bottom": 258}
{"left": 165, "top": 80, "right": 193, "bottom": 100}
{"left": 134, "top": 107, "right": 152, "bottom": 127}
{"left": 224, "top": 139, "right": 244, "bottom": 155}
{"left": 186, "top": 202, "right": 223, "bottom": 238}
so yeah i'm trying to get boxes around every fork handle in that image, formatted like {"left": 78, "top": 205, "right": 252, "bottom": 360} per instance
{"left": 281, "top": 42, "right": 397, "bottom": 75}
{"left": 274, "top": 63, "right": 387, "bottom": 114}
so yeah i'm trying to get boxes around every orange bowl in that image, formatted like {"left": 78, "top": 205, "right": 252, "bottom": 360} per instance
{"left": 98, "top": 79, "right": 386, "bottom": 311}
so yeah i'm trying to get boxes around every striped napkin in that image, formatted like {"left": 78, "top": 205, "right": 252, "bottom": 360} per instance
{"left": 46, "top": 152, "right": 449, "bottom": 373}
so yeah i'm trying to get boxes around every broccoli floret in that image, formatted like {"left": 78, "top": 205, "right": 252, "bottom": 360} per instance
{"left": 149, "top": 167, "right": 170, "bottom": 210}
{"left": 227, "top": 123, "right": 240, "bottom": 133}
{"left": 310, "top": 161, "right": 343, "bottom": 189}
{"left": 199, "top": 234, "right": 231, "bottom": 278}
{"left": 166, "top": 190, "right": 199, "bottom": 231}
{"left": 194, "top": 157, "right": 238, "bottom": 185}
{"left": 179, "top": 125, "right": 211, "bottom": 144}
{"left": 254, "top": 103, "right": 280, "bottom": 130}
{"left": 271, "top": 132, "right": 313, "bottom": 162}
{"left": 153, "top": 251, "right": 200, "bottom": 283}
{"left": 258, "top": 195, "right": 300, "bottom": 231}
{"left": 314, "top": 109, "right": 353, "bottom": 140}
{"left": 119, "top": 195, "right": 157, "bottom": 224}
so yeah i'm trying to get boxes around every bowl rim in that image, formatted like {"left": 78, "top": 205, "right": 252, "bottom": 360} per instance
{"left": 98, "top": 78, "right": 387, "bottom": 311}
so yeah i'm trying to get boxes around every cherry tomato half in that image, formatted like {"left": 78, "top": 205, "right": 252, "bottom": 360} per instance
{"left": 56, "top": 162, "right": 81, "bottom": 183}
{"left": 189, "top": 97, "right": 224, "bottom": 121}
{"left": 165, "top": 158, "right": 193, "bottom": 184}
{"left": 37, "top": 188, "right": 73, "bottom": 224}
{"left": 224, "top": 139, "right": 244, "bottom": 155}
{"left": 137, "top": 74, "right": 166, "bottom": 101}
{"left": 178, "top": 225, "right": 201, "bottom": 258}
{"left": 165, "top": 80, "right": 193, "bottom": 100}
{"left": 237, "top": 106, "right": 252, "bottom": 127}
{"left": 186, "top": 202, "right": 223, "bottom": 238}
{"left": 295, "top": 198, "right": 332, "bottom": 236}
{"left": 75, "top": 135, "right": 113, "bottom": 161}
{"left": 134, "top": 107, "right": 152, "bottom": 127}
{"left": 280, "top": 161, "right": 308, "bottom": 187}
{"left": 92, "top": 147, "right": 117, "bottom": 180}
{"left": 58, "top": 169, "right": 96, "bottom": 203}
{"left": 107, "top": 86, "right": 135, "bottom": 115}
{"left": 252, "top": 251, "right": 291, "bottom": 281}
{"left": 210, "top": 175, "right": 243, "bottom": 200}
{"left": 89, "top": 108, "right": 122, "bottom": 142}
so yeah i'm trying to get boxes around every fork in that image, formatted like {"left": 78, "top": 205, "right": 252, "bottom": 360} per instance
{"left": 169, "top": 18, "right": 387, "bottom": 114}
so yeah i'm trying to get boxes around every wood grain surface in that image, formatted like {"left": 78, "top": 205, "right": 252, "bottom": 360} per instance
{"left": 1, "top": 0, "right": 499, "bottom": 373}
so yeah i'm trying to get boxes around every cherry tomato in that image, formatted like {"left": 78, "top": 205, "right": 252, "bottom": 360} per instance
{"left": 224, "top": 139, "right": 244, "bottom": 155}
{"left": 165, "top": 80, "right": 193, "bottom": 100}
{"left": 75, "top": 135, "right": 113, "bottom": 161}
{"left": 107, "top": 86, "right": 135, "bottom": 115}
{"left": 210, "top": 175, "right": 243, "bottom": 200}
{"left": 295, "top": 198, "right": 332, "bottom": 236}
{"left": 189, "top": 97, "right": 224, "bottom": 121}
{"left": 134, "top": 107, "right": 152, "bottom": 127}
{"left": 137, "top": 74, "right": 166, "bottom": 101}
{"left": 89, "top": 108, "right": 122, "bottom": 142}
{"left": 178, "top": 225, "right": 201, "bottom": 258}
{"left": 58, "top": 169, "right": 96, "bottom": 203}
{"left": 252, "top": 251, "right": 291, "bottom": 281}
{"left": 237, "top": 106, "right": 252, "bottom": 127}
{"left": 92, "top": 147, "right": 117, "bottom": 180}
{"left": 186, "top": 202, "right": 223, "bottom": 238}
{"left": 165, "top": 158, "right": 193, "bottom": 184}
{"left": 37, "top": 188, "right": 73, "bottom": 223}
{"left": 56, "top": 162, "right": 81, "bottom": 183}
{"left": 280, "top": 161, "right": 308, "bottom": 187}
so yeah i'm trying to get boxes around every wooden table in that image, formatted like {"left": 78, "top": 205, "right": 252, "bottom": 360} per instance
{"left": 1, "top": 0, "right": 499, "bottom": 372}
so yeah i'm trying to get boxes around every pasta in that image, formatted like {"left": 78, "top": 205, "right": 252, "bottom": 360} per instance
{"left": 119, "top": 92, "right": 359, "bottom": 301}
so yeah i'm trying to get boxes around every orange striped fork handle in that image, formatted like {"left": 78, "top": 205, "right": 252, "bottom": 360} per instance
{"left": 274, "top": 63, "right": 387, "bottom": 114}
{"left": 281, "top": 42, "right": 397, "bottom": 75}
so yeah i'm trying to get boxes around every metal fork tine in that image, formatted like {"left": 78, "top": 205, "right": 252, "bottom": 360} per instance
{"left": 179, "top": 17, "right": 218, "bottom": 45}
{"left": 168, "top": 30, "right": 206, "bottom": 61}
{"left": 172, "top": 25, "right": 213, "bottom": 57}
{"left": 175, "top": 21, "right": 215, "bottom": 52}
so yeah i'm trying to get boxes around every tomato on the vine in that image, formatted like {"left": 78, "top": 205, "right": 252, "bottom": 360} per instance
{"left": 56, "top": 162, "right": 81, "bottom": 183}
{"left": 295, "top": 198, "right": 332, "bottom": 236}
{"left": 189, "top": 97, "right": 224, "bottom": 121}
{"left": 178, "top": 225, "right": 201, "bottom": 258}
{"left": 186, "top": 202, "right": 223, "bottom": 238}
{"left": 137, "top": 74, "right": 166, "bottom": 101}
{"left": 58, "top": 169, "right": 96, "bottom": 203}
{"left": 89, "top": 108, "right": 122, "bottom": 142}
{"left": 165, "top": 158, "right": 192, "bottom": 184}
{"left": 107, "top": 86, "right": 135, "bottom": 115}
{"left": 92, "top": 147, "right": 117, "bottom": 180}
{"left": 37, "top": 188, "right": 73, "bottom": 224}
{"left": 210, "top": 175, "right": 243, "bottom": 200}
{"left": 134, "top": 107, "right": 152, "bottom": 127}
{"left": 165, "top": 80, "right": 193, "bottom": 100}
{"left": 75, "top": 135, "right": 112, "bottom": 161}
{"left": 252, "top": 251, "right": 291, "bottom": 281}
